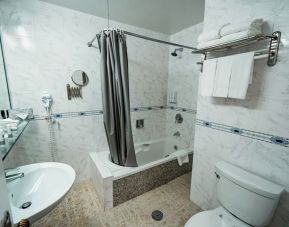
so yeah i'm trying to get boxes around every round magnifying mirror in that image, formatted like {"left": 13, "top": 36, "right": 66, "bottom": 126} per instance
{"left": 71, "top": 70, "right": 89, "bottom": 87}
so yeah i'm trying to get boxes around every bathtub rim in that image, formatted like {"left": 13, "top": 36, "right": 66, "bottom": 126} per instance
{"left": 90, "top": 148, "right": 193, "bottom": 180}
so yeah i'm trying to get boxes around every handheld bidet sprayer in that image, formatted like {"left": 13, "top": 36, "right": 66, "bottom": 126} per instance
{"left": 41, "top": 92, "right": 53, "bottom": 114}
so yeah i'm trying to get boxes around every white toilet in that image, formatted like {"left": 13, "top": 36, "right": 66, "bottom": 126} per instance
{"left": 185, "top": 161, "right": 284, "bottom": 227}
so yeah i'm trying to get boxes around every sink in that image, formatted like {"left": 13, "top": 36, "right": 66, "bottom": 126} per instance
{"left": 6, "top": 162, "right": 75, "bottom": 224}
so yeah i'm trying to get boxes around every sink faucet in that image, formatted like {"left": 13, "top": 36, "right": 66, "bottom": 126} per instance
{"left": 4, "top": 168, "right": 24, "bottom": 182}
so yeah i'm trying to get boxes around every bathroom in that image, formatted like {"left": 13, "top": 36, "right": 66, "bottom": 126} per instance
{"left": 0, "top": 0, "right": 288, "bottom": 226}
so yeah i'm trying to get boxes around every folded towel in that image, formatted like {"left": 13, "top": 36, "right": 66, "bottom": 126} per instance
{"left": 176, "top": 150, "right": 189, "bottom": 166}
{"left": 197, "top": 39, "right": 223, "bottom": 49}
{"left": 219, "top": 30, "right": 250, "bottom": 43}
{"left": 213, "top": 56, "right": 232, "bottom": 98}
{"left": 220, "top": 19, "right": 263, "bottom": 37}
{"left": 16, "top": 113, "right": 29, "bottom": 120}
{"left": 197, "top": 23, "right": 230, "bottom": 43}
{"left": 197, "top": 30, "right": 257, "bottom": 49}
{"left": 200, "top": 59, "right": 218, "bottom": 96}
{"left": 198, "top": 30, "right": 220, "bottom": 43}
{"left": 197, "top": 22, "right": 263, "bottom": 50}
{"left": 2, "top": 119, "right": 19, "bottom": 124}
{"left": 228, "top": 52, "right": 255, "bottom": 99}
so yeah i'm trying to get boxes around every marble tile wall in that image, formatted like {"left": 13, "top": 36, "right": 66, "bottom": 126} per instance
{"left": 166, "top": 23, "right": 202, "bottom": 150}
{"left": 0, "top": 38, "right": 11, "bottom": 110}
{"left": 0, "top": 0, "right": 171, "bottom": 181}
{"left": 190, "top": 0, "right": 289, "bottom": 226}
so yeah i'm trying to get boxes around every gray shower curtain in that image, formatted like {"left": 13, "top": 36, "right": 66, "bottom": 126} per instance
{"left": 97, "top": 30, "right": 138, "bottom": 167}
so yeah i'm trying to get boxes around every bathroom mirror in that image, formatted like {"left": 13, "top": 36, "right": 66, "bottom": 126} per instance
{"left": 71, "top": 70, "right": 89, "bottom": 87}
{"left": 0, "top": 32, "right": 12, "bottom": 110}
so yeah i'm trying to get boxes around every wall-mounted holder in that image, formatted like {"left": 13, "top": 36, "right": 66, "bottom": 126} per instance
{"left": 194, "top": 31, "right": 282, "bottom": 72}
{"left": 136, "top": 119, "right": 144, "bottom": 129}
{"left": 67, "top": 84, "right": 82, "bottom": 100}
{"left": 67, "top": 70, "right": 89, "bottom": 100}
{"left": 168, "top": 91, "right": 178, "bottom": 104}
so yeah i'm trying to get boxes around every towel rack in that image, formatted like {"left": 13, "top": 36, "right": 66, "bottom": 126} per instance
{"left": 193, "top": 31, "right": 281, "bottom": 67}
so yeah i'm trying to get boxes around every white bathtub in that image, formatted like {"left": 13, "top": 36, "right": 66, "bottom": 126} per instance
{"left": 89, "top": 137, "right": 192, "bottom": 209}
{"left": 104, "top": 137, "right": 190, "bottom": 178}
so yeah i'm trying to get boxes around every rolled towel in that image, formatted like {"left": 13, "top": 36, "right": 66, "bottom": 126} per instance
{"left": 220, "top": 19, "right": 263, "bottom": 37}
{"left": 198, "top": 23, "right": 230, "bottom": 42}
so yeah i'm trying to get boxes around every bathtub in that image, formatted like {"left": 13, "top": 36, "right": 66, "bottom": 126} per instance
{"left": 89, "top": 137, "right": 193, "bottom": 209}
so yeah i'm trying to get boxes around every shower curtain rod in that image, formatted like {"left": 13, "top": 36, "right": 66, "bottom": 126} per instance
{"left": 87, "top": 29, "right": 197, "bottom": 50}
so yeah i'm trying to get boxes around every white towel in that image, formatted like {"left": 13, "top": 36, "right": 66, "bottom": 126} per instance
{"left": 200, "top": 59, "right": 218, "bottom": 96}
{"left": 197, "top": 24, "right": 263, "bottom": 50}
{"left": 228, "top": 52, "right": 255, "bottom": 99}
{"left": 197, "top": 31, "right": 250, "bottom": 49}
{"left": 176, "top": 150, "right": 189, "bottom": 166}
{"left": 220, "top": 19, "right": 263, "bottom": 37}
{"left": 197, "top": 23, "right": 230, "bottom": 43}
{"left": 213, "top": 56, "right": 232, "bottom": 98}
{"left": 197, "top": 39, "right": 224, "bottom": 49}
{"left": 220, "top": 30, "right": 250, "bottom": 43}
{"left": 198, "top": 30, "right": 220, "bottom": 43}
{"left": 16, "top": 113, "right": 29, "bottom": 120}
{"left": 2, "top": 119, "right": 19, "bottom": 124}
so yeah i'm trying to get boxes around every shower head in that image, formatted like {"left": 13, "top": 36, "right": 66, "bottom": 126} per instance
{"left": 171, "top": 51, "right": 178, "bottom": 57}
{"left": 171, "top": 48, "right": 183, "bottom": 57}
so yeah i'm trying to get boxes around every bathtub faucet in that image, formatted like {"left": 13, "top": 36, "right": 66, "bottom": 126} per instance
{"left": 173, "top": 131, "right": 181, "bottom": 137}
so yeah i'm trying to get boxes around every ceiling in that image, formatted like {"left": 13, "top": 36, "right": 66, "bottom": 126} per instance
{"left": 41, "top": 0, "right": 204, "bottom": 34}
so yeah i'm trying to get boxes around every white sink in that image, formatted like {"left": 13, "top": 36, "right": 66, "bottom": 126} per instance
{"left": 6, "top": 162, "right": 75, "bottom": 224}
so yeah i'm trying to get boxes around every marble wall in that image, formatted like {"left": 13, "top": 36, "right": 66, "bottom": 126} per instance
{"left": 0, "top": 0, "right": 170, "bottom": 181}
{"left": 0, "top": 0, "right": 199, "bottom": 183}
{"left": 0, "top": 37, "right": 10, "bottom": 110}
{"left": 190, "top": 0, "right": 289, "bottom": 226}
{"left": 166, "top": 23, "right": 202, "bottom": 150}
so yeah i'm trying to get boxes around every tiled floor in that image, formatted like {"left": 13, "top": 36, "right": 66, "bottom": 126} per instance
{"left": 33, "top": 172, "right": 201, "bottom": 227}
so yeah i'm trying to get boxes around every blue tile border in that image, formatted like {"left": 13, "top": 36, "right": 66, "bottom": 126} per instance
{"left": 196, "top": 119, "right": 289, "bottom": 148}
{"left": 33, "top": 105, "right": 197, "bottom": 120}
{"left": 34, "top": 110, "right": 103, "bottom": 120}
{"left": 166, "top": 105, "right": 197, "bottom": 114}
{"left": 33, "top": 106, "right": 288, "bottom": 148}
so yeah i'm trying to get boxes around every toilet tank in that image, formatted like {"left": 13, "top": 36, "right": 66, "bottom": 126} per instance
{"left": 215, "top": 162, "right": 284, "bottom": 227}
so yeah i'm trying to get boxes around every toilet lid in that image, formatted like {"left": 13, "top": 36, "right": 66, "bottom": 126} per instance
{"left": 184, "top": 210, "right": 229, "bottom": 227}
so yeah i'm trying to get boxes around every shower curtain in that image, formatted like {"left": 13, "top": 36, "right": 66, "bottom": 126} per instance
{"left": 97, "top": 30, "right": 138, "bottom": 167}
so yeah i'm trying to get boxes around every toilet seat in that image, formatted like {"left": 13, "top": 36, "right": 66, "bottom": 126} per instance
{"left": 185, "top": 207, "right": 250, "bottom": 227}
{"left": 185, "top": 210, "right": 227, "bottom": 227}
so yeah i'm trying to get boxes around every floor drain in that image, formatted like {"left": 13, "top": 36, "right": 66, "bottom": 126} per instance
{"left": 151, "top": 210, "right": 163, "bottom": 221}
{"left": 21, "top": 202, "right": 32, "bottom": 209}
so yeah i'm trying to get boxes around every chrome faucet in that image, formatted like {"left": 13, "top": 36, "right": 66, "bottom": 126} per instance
{"left": 4, "top": 168, "right": 24, "bottom": 182}
{"left": 173, "top": 131, "right": 181, "bottom": 137}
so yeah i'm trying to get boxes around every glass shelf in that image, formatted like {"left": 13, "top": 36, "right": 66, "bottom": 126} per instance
{"left": 1, "top": 120, "right": 30, "bottom": 161}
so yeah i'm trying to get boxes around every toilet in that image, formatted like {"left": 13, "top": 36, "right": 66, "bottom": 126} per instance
{"left": 185, "top": 161, "right": 284, "bottom": 227}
